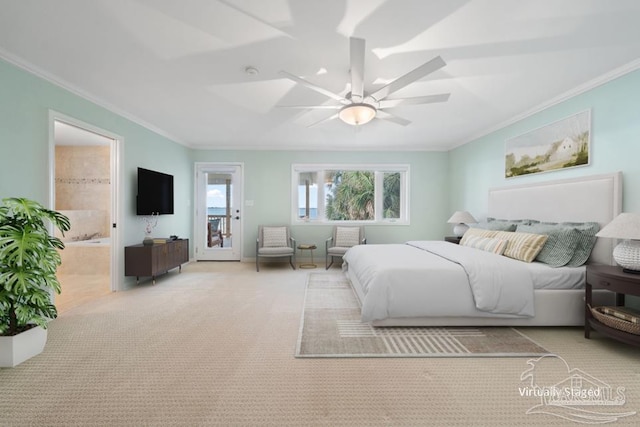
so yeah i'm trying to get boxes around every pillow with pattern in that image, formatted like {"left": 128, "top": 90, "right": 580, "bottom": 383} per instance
{"left": 539, "top": 221, "right": 600, "bottom": 266}
{"left": 516, "top": 224, "right": 581, "bottom": 267}
{"left": 460, "top": 235, "right": 508, "bottom": 255}
{"left": 492, "top": 230, "right": 548, "bottom": 263}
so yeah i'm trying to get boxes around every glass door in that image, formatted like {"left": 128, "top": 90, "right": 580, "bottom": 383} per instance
{"left": 195, "top": 163, "right": 242, "bottom": 261}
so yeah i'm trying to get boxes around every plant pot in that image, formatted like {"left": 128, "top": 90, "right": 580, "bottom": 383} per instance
{"left": 0, "top": 326, "right": 48, "bottom": 367}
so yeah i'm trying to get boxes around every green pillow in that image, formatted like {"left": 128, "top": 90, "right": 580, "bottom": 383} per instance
{"left": 474, "top": 221, "right": 516, "bottom": 231}
{"left": 516, "top": 224, "right": 581, "bottom": 267}
{"left": 538, "top": 222, "right": 600, "bottom": 267}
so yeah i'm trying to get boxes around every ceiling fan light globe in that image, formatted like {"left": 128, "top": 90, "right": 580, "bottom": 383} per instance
{"left": 339, "top": 103, "right": 376, "bottom": 126}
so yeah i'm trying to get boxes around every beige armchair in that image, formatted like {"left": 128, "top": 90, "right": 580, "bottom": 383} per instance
{"left": 256, "top": 225, "right": 296, "bottom": 272}
{"left": 325, "top": 226, "right": 366, "bottom": 269}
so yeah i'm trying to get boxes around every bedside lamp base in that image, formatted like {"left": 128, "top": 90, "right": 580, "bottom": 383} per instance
{"left": 452, "top": 223, "right": 469, "bottom": 238}
{"left": 613, "top": 240, "right": 640, "bottom": 274}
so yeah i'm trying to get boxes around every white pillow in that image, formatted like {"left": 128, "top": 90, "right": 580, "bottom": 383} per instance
{"left": 335, "top": 227, "right": 361, "bottom": 248}
{"left": 461, "top": 236, "right": 508, "bottom": 255}
{"left": 262, "top": 227, "right": 287, "bottom": 247}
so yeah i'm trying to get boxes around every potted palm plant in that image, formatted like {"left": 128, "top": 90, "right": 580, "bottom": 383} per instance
{"left": 0, "top": 197, "right": 70, "bottom": 367}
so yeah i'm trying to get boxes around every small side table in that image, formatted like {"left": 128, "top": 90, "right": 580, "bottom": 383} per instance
{"left": 297, "top": 244, "right": 317, "bottom": 269}
{"left": 585, "top": 264, "right": 640, "bottom": 347}
{"left": 445, "top": 236, "right": 462, "bottom": 244}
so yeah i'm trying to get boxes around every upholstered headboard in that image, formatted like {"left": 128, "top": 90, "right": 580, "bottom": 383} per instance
{"left": 488, "top": 172, "right": 622, "bottom": 265}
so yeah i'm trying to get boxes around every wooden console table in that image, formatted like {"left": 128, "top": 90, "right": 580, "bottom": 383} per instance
{"left": 125, "top": 238, "right": 189, "bottom": 284}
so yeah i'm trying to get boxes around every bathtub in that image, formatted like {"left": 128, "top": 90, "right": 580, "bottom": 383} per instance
{"left": 58, "top": 237, "right": 110, "bottom": 275}
{"left": 64, "top": 237, "right": 111, "bottom": 247}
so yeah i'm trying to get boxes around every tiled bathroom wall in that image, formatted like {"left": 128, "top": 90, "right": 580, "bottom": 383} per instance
{"left": 55, "top": 145, "right": 111, "bottom": 240}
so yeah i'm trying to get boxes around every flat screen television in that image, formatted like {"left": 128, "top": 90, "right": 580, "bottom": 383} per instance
{"left": 136, "top": 167, "right": 174, "bottom": 215}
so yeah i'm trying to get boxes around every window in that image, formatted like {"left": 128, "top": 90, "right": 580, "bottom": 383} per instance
{"left": 292, "top": 164, "right": 409, "bottom": 224}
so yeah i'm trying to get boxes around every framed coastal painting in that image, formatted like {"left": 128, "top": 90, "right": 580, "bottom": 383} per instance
{"left": 505, "top": 110, "right": 591, "bottom": 178}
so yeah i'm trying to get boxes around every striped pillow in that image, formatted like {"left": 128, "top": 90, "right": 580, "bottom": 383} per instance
{"left": 493, "top": 231, "right": 549, "bottom": 263}
{"left": 461, "top": 236, "right": 508, "bottom": 255}
{"left": 516, "top": 224, "right": 582, "bottom": 267}
{"left": 459, "top": 228, "right": 498, "bottom": 246}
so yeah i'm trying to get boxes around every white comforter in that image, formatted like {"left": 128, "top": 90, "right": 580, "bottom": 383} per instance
{"left": 343, "top": 241, "right": 535, "bottom": 322}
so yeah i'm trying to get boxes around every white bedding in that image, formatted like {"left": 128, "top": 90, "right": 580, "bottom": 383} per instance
{"left": 343, "top": 241, "right": 584, "bottom": 323}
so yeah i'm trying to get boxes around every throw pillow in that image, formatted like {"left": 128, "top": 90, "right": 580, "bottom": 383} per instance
{"left": 459, "top": 228, "right": 498, "bottom": 246}
{"left": 539, "top": 221, "right": 600, "bottom": 266}
{"left": 474, "top": 221, "right": 517, "bottom": 231}
{"left": 493, "top": 231, "right": 549, "bottom": 263}
{"left": 461, "top": 236, "right": 508, "bottom": 255}
{"left": 516, "top": 224, "right": 581, "bottom": 267}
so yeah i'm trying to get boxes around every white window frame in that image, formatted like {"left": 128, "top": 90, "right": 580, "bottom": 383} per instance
{"left": 291, "top": 163, "right": 410, "bottom": 225}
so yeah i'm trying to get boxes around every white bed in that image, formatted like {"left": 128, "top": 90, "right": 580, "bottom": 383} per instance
{"left": 344, "top": 172, "right": 622, "bottom": 327}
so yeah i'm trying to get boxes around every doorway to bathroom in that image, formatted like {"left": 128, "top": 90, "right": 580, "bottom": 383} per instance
{"left": 50, "top": 114, "right": 120, "bottom": 314}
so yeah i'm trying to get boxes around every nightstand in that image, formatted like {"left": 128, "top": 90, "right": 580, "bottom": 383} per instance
{"left": 585, "top": 265, "right": 640, "bottom": 346}
{"left": 444, "top": 236, "right": 462, "bottom": 244}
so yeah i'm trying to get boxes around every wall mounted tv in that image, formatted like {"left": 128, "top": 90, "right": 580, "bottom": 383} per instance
{"left": 136, "top": 167, "right": 174, "bottom": 215}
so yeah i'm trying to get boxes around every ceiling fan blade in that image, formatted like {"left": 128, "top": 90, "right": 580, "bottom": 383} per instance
{"left": 306, "top": 113, "right": 339, "bottom": 128}
{"left": 370, "top": 56, "right": 446, "bottom": 101}
{"left": 279, "top": 70, "right": 347, "bottom": 103}
{"left": 278, "top": 105, "right": 342, "bottom": 110}
{"left": 378, "top": 93, "right": 450, "bottom": 109}
{"left": 376, "top": 110, "right": 411, "bottom": 126}
{"left": 350, "top": 37, "right": 366, "bottom": 102}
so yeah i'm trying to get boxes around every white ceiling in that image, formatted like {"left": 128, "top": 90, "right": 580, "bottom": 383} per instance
{"left": 2, "top": 0, "right": 640, "bottom": 151}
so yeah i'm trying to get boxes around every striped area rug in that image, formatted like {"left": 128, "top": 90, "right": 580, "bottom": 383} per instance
{"left": 296, "top": 273, "right": 549, "bottom": 358}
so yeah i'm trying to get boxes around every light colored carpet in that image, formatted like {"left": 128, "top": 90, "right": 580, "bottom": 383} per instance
{"left": 296, "top": 273, "right": 548, "bottom": 358}
{"left": 1, "top": 262, "right": 639, "bottom": 426}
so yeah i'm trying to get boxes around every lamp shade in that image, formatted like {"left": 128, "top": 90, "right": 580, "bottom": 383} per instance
{"left": 447, "top": 211, "right": 477, "bottom": 225}
{"left": 595, "top": 213, "right": 640, "bottom": 239}
{"left": 596, "top": 212, "right": 640, "bottom": 273}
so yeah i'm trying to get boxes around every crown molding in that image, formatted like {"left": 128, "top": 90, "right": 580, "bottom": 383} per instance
{"left": 450, "top": 58, "right": 640, "bottom": 150}
{"left": 0, "top": 47, "right": 187, "bottom": 147}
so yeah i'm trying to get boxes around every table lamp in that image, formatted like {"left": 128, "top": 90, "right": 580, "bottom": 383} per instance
{"left": 595, "top": 212, "right": 640, "bottom": 274}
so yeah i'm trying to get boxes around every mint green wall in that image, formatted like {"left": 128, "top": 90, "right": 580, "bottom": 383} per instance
{"left": 0, "top": 56, "right": 451, "bottom": 281}
{"left": 0, "top": 58, "right": 193, "bottom": 288}
{"left": 449, "top": 69, "right": 640, "bottom": 308}
{"left": 449, "top": 69, "right": 640, "bottom": 217}
{"left": 191, "top": 150, "right": 450, "bottom": 258}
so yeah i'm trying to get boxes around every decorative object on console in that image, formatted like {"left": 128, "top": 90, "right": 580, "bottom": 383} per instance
{"left": 595, "top": 212, "right": 640, "bottom": 274}
{"left": 447, "top": 211, "right": 477, "bottom": 237}
{"left": 142, "top": 213, "right": 158, "bottom": 246}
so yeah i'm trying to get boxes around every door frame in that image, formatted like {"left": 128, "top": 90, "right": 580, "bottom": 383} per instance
{"left": 48, "top": 110, "right": 123, "bottom": 292}
{"left": 194, "top": 162, "right": 244, "bottom": 261}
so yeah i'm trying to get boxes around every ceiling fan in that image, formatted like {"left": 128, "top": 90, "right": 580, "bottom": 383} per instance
{"left": 279, "top": 37, "right": 450, "bottom": 127}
